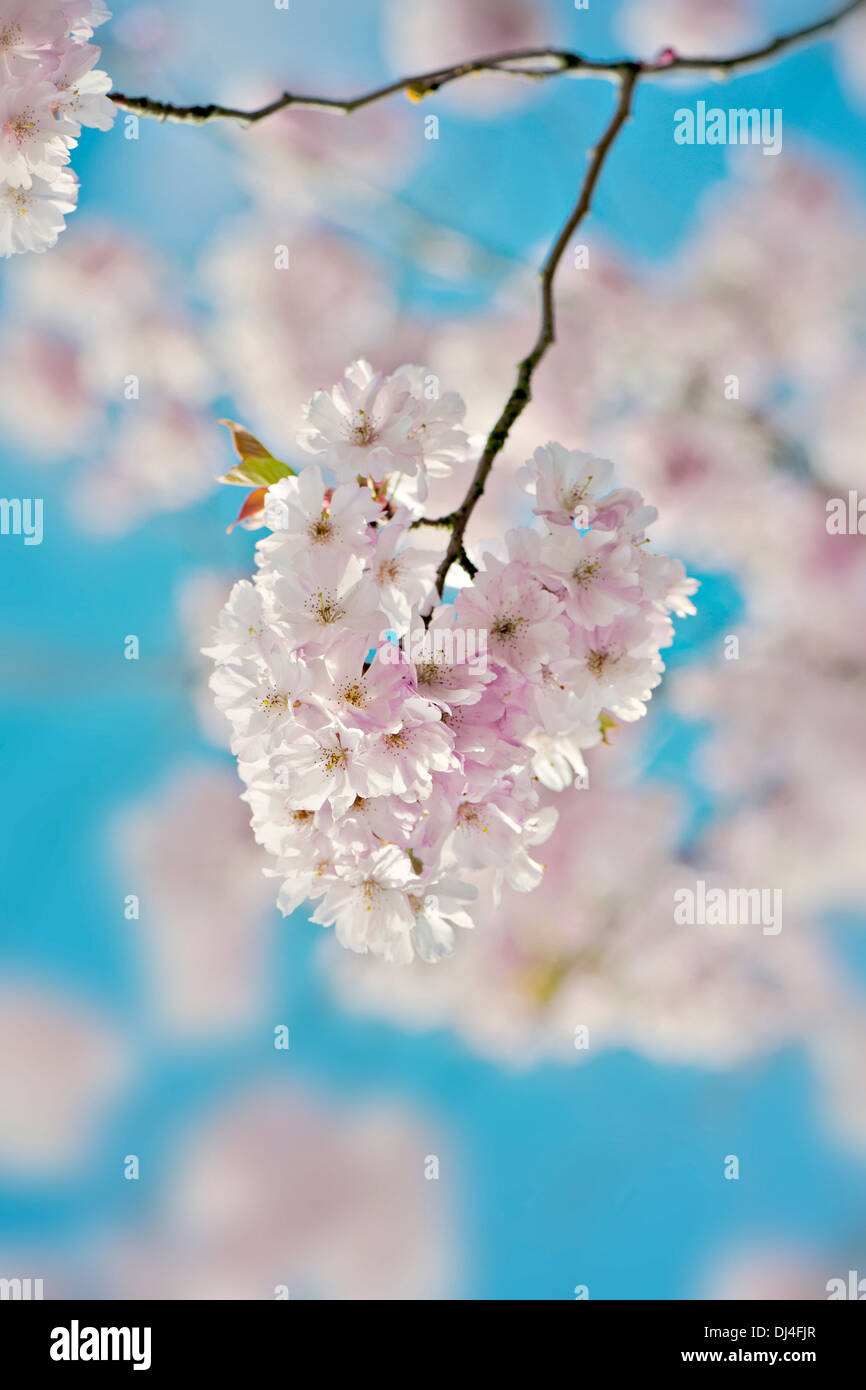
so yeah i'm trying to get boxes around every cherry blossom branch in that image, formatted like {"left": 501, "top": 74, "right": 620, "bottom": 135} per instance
{"left": 427, "top": 62, "right": 638, "bottom": 593}
{"left": 109, "top": 0, "right": 862, "bottom": 124}
{"left": 108, "top": 0, "right": 864, "bottom": 593}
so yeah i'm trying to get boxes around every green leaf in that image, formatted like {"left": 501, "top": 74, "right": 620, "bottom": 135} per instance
{"left": 217, "top": 419, "right": 294, "bottom": 487}
{"left": 218, "top": 457, "right": 293, "bottom": 488}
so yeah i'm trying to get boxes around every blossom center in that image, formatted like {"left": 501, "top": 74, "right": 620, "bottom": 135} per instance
{"left": 491, "top": 612, "right": 526, "bottom": 644}
{"left": 4, "top": 186, "right": 28, "bottom": 214}
{"left": 457, "top": 801, "right": 488, "bottom": 832}
{"left": 587, "top": 648, "right": 618, "bottom": 677}
{"left": 8, "top": 110, "right": 36, "bottom": 143}
{"left": 344, "top": 409, "right": 378, "bottom": 447}
{"left": 562, "top": 476, "right": 592, "bottom": 509}
{"left": 572, "top": 559, "right": 600, "bottom": 587}
{"left": 319, "top": 747, "right": 348, "bottom": 774}
{"left": 339, "top": 680, "right": 366, "bottom": 708}
{"left": 378, "top": 558, "right": 401, "bottom": 583}
{"left": 306, "top": 590, "right": 345, "bottom": 625}
{"left": 361, "top": 878, "right": 382, "bottom": 911}
{"left": 416, "top": 654, "right": 446, "bottom": 686}
{"left": 260, "top": 688, "right": 288, "bottom": 714}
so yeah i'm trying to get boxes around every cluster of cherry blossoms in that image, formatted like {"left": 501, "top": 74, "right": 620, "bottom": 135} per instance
{"left": 208, "top": 360, "right": 696, "bottom": 964}
{"left": 0, "top": 0, "right": 115, "bottom": 258}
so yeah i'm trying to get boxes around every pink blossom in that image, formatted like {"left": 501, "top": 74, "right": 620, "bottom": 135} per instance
{"left": 0, "top": 1, "right": 113, "bottom": 255}
{"left": 298, "top": 358, "right": 470, "bottom": 505}
{"left": 520, "top": 441, "right": 615, "bottom": 528}
{"left": 262, "top": 466, "right": 379, "bottom": 563}
{"left": 0, "top": 982, "right": 126, "bottom": 1174}
{"left": 209, "top": 370, "right": 693, "bottom": 963}
{"left": 454, "top": 549, "right": 569, "bottom": 674}
{"left": 541, "top": 526, "right": 640, "bottom": 628}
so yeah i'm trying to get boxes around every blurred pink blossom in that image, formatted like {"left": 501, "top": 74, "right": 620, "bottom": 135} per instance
{"left": 0, "top": 983, "right": 126, "bottom": 1176}
{"left": 617, "top": 0, "right": 757, "bottom": 59}
{"left": 322, "top": 778, "right": 827, "bottom": 1069}
{"left": 112, "top": 766, "right": 276, "bottom": 1038}
{"left": 107, "top": 1085, "right": 456, "bottom": 1299}
{"left": 383, "top": 0, "right": 557, "bottom": 114}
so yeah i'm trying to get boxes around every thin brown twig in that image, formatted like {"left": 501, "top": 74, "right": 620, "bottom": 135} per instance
{"left": 106, "top": 0, "right": 864, "bottom": 592}
{"left": 109, "top": 0, "right": 863, "bottom": 125}
{"left": 432, "top": 63, "right": 639, "bottom": 595}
